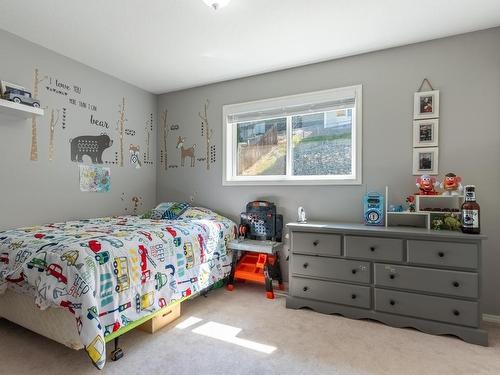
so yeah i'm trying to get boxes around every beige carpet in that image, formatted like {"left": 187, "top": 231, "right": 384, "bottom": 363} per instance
{"left": 1, "top": 284, "right": 499, "bottom": 375}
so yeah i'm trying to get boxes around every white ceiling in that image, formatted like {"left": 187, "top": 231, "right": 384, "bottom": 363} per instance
{"left": 1, "top": 0, "right": 500, "bottom": 94}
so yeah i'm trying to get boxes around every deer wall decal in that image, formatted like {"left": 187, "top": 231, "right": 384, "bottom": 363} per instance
{"left": 176, "top": 136, "right": 196, "bottom": 167}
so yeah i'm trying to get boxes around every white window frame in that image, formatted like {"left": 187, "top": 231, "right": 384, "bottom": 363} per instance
{"left": 222, "top": 85, "right": 362, "bottom": 186}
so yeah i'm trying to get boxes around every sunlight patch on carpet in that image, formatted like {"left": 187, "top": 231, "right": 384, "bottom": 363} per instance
{"left": 191, "top": 321, "right": 277, "bottom": 354}
{"left": 175, "top": 316, "right": 203, "bottom": 330}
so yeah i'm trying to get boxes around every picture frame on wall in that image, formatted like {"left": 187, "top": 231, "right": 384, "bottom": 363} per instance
{"left": 414, "top": 90, "right": 439, "bottom": 119}
{"left": 413, "top": 119, "right": 439, "bottom": 147}
{"left": 413, "top": 147, "right": 439, "bottom": 175}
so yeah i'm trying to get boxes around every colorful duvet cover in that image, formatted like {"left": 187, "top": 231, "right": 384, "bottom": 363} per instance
{"left": 0, "top": 208, "right": 236, "bottom": 369}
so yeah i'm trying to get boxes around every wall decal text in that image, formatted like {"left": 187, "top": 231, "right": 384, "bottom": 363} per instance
{"left": 90, "top": 114, "right": 109, "bottom": 129}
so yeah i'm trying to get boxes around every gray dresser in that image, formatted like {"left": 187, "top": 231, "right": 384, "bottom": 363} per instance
{"left": 286, "top": 222, "right": 488, "bottom": 345}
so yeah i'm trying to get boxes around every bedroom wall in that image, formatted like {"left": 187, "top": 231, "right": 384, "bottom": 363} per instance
{"left": 157, "top": 27, "right": 500, "bottom": 315}
{"left": 0, "top": 30, "right": 157, "bottom": 230}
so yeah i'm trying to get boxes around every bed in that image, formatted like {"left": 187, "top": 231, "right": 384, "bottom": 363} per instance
{"left": 0, "top": 205, "right": 237, "bottom": 369}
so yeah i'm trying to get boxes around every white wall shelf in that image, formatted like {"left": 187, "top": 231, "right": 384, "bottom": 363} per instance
{"left": 386, "top": 190, "right": 464, "bottom": 230}
{"left": 415, "top": 194, "right": 464, "bottom": 213}
{"left": 0, "top": 98, "right": 44, "bottom": 119}
{"left": 387, "top": 211, "right": 428, "bottom": 216}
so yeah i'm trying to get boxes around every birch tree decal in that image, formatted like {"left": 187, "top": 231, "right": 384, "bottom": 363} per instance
{"left": 160, "top": 109, "right": 169, "bottom": 170}
{"left": 30, "top": 68, "right": 47, "bottom": 161}
{"left": 143, "top": 113, "right": 154, "bottom": 166}
{"left": 117, "top": 97, "right": 127, "bottom": 167}
{"left": 48, "top": 108, "right": 60, "bottom": 161}
{"left": 198, "top": 99, "right": 213, "bottom": 170}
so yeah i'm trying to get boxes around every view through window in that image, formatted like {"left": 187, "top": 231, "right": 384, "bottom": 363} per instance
{"left": 224, "top": 85, "right": 361, "bottom": 185}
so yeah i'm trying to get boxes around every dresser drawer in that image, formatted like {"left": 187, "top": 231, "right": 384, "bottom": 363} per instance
{"left": 407, "top": 240, "right": 478, "bottom": 269}
{"left": 292, "top": 232, "right": 341, "bottom": 256}
{"left": 374, "top": 289, "right": 478, "bottom": 327}
{"left": 291, "top": 277, "right": 371, "bottom": 309}
{"left": 345, "top": 236, "right": 403, "bottom": 262}
{"left": 292, "top": 254, "right": 371, "bottom": 283}
{"left": 374, "top": 264, "right": 478, "bottom": 298}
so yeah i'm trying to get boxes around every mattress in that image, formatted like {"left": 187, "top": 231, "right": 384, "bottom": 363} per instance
{"left": 0, "top": 289, "right": 82, "bottom": 349}
{"left": 0, "top": 207, "right": 237, "bottom": 368}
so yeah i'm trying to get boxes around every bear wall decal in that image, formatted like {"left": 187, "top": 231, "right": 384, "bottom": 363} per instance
{"left": 70, "top": 134, "right": 113, "bottom": 164}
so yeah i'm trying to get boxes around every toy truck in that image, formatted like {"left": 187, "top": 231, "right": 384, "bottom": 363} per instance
{"left": 113, "top": 257, "right": 130, "bottom": 292}
{"left": 0, "top": 80, "right": 40, "bottom": 107}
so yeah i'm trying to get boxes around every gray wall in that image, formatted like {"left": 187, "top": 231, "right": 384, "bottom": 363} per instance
{"left": 157, "top": 28, "right": 500, "bottom": 315}
{"left": 0, "top": 30, "right": 157, "bottom": 229}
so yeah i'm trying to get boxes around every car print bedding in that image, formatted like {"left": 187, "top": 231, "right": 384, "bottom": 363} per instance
{"left": 0, "top": 207, "right": 237, "bottom": 369}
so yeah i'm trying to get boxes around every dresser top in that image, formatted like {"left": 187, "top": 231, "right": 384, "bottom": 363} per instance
{"left": 287, "top": 221, "right": 487, "bottom": 241}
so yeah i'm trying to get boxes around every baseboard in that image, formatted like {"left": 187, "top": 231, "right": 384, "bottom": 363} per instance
{"left": 482, "top": 314, "right": 500, "bottom": 324}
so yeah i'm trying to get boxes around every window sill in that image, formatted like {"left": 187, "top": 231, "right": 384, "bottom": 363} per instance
{"left": 222, "top": 177, "right": 362, "bottom": 186}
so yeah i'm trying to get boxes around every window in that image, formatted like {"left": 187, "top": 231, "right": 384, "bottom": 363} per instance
{"left": 223, "top": 85, "right": 362, "bottom": 185}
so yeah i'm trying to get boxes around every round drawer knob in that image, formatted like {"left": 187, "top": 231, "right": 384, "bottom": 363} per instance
{"left": 303, "top": 286, "right": 309, "bottom": 292}
{"left": 453, "top": 310, "right": 460, "bottom": 316}
{"left": 389, "top": 300, "right": 396, "bottom": 306}
{"left": 303, "top": 263, "right": 309, "bottom": 269}
{"left": 438, "top": 251, "right": 445, "bottom": 258}
{"left": 453, "top": 281, "right": 460, "bottom": 288}
{"left": 389, "top": 274, "right": 395, "bottom": 280}
{"left": 351, "top": 294, "right": 357, "bottom": 299}
{"left": 313, "top": 240, "right": 319, "bottom": 246}
{"left": 370, "top": 246, "right": 376, "bottom": 252}
{"left": 351, "top": 269, "right": 357, "bottom": 274}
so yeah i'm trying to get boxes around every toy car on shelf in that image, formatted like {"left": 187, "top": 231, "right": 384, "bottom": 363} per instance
{"left": 0, "top": 80, "right": 40, "bottom": 107}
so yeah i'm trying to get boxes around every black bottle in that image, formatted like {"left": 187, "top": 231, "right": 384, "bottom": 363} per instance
{"left": 461, "top": 185, "right": 480, "bottom": 234}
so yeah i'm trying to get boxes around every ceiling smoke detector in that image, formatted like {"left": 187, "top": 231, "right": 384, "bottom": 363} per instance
{"left": 203, "top": 0, "right": 231, "bottom": 10}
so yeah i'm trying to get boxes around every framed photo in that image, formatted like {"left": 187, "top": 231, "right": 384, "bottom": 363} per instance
{"left": 413, "top": 119, "right": 439, "bottom": 147}
{"left": 414, "top": 90, "right": 439, "bottom": 119}
{"left": 413, "top": 147, "right": 439, "bottom": 175}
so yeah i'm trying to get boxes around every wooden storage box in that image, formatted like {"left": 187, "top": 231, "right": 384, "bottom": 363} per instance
{"left": 139, "top": 303, "right": 181, "bottom": 333}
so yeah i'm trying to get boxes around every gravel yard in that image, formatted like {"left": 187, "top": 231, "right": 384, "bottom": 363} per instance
{"left": 242, "top": 138, "right": 352, "bottom": 176}
{"left": 293, "top": 138, "right": 352, "bottom": 175}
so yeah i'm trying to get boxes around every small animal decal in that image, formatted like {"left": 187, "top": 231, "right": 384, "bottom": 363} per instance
{"left": 70, "top": 134, "right": 113, "bottom": 164}
{"left": 176, "top": 136, "right": 196, "bottom": 167}
{"left": 129, "top": 144, "right": 141, "bottom": 169}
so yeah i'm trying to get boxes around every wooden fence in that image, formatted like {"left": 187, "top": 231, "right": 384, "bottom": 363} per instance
{"left": 238, "top": 126, "right": 278, "bottom": 173}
